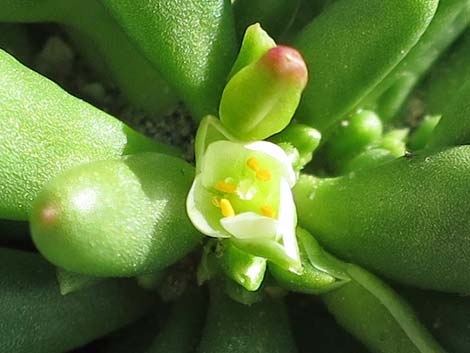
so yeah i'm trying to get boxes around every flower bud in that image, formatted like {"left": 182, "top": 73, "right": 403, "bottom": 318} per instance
{"left": 271, "top": 123, "right": 321, "bottom": 169}
{"left": 220, "top": 45, "right": 308, "bottom": 141}
{"left": 379, "top": 128, "right": 408, "bottom": 157}
{"left": 229, "top": 23, "right": 276, "bottom": 78}
{"left": 326, "top": 109, "right": 383, "bottom": 172}
{"left": 342, "top": 148, "right": 395, "bottom": 173}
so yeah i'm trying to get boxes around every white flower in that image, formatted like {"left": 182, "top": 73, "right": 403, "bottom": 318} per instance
{"left": 186, "top": 139, "right": 300, "bottom": 271}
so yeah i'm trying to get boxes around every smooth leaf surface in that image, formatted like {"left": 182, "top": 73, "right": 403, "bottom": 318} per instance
{"left": 99, "top": 0, "right": 237, "bottom": 118}
{"left": 294, "top": 0, "right": 439, "bottom": 132}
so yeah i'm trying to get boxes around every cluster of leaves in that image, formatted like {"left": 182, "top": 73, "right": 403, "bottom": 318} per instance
{"left": 1, "top": 0, "right": 470, "bottom": 353}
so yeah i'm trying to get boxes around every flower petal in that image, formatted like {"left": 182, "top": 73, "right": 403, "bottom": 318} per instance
{"left": 195, "top": 116, "right": 238, "bottom": 173}
{"left": 186, "top": 175, "right": 230, "bottom": 238}
{"left": 277, "top": 177, "right": 300, "bottom": 264}
{"left": 220, "top": 212, "right": 278, "bottom": 240}
{"left": 200, "top": 140, "right": 249, "bottom": 189}
{"left": 245, "top": 141, "right": 296, "bottom": 186}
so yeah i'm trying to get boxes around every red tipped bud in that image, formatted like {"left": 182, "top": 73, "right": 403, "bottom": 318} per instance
{"left": 259, "top": 46, "right": 308, "bottom": 88}
{"left": 229, "top": 23, "right": 276, "bottom": 78}
{"left": 220, "top": 45, "right": 309, "bottom": 141}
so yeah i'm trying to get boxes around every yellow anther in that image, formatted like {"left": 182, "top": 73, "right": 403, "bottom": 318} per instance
{"left": 215, "top": 181, "right": 236, "bottom": 194}
{"left": 261, "top": 205, "right": 276, "bottom": 218}
{"left": 256, "top": 168, "right": 272, "bottom": 181}
{"left": 247, "top": 157, "right": 260, "bottom": 172}
{"left": 220, "top": 199, "right": 235, "bottom": 217}
{"left": 211, "top": 197, "right": 220, "bottom": 208}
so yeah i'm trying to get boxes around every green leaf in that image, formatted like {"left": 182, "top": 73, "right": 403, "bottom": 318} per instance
{"left": 99, "top": 0, "right": 237, "bottom": 118}
{"left": 294, "top": 0, "right": 439, "bottom": 132}
{"left": 322, "top": 264, "right": 446, "bottom": 353}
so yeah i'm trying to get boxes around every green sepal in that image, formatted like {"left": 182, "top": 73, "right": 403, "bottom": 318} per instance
{"left": 378, "top": 128, "right": 409, "bottom": 157}
{"left": 224, "top": 277, "right": 266, "bottom": 305}
{"left": 198, "top": 239, "right": 268, "bottom": 292}
{"left": 296, "top": 228, "right": 349, "bottom": 280}
{"left": 218, "top": 240, "right": 267, "bottom": 292}
{"left": 232, "top": 237, "right": 301, "bottom": 273}
{"left": 229, "top": 23, "right": 276, "bottom": 78}
{"left": 270, "top": 228, "right": 347, "bottom": 295}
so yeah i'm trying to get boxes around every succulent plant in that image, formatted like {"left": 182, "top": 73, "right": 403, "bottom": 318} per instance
{"left": 1, "top": 1, "right": 470, "bottom": 352}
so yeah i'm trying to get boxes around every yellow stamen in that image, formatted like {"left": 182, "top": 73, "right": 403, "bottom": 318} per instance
{"left": 211, "top": 197, "right": 220, "bottom": 208}
{"left": 247, "top": 157, "right": 260, "bottom": 172}
{"left": 256, "top": 168, "right": 272, "bottom": 181}
{"left": 261, "top": 205, "right": 276, "bottom": 218}
{"left": 215, "top": 181, "right": 236, "bottom": 194}
{"left": 220, "top": 199, "right": 235, "bottom": 217}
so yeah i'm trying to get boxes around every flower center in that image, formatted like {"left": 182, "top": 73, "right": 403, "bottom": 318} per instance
{"left": 220, "top": 198, "right": 235, "bottom": 217}
{"left": 212, "top": 156, "right": 277, "bottom": 219}
{"left": 247, "top": 156, "right": 272, "bottom": 181}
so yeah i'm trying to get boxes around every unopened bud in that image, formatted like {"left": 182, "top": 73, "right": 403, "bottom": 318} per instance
{"left": 220, "top": 45, "right": 308, "bottom": 141}
{"left": 326, "top": 110, "right": 383, "bottom": 172}
{"left": 229, "top": 23, "right": 276, "bottom": 78}
{"left": 271, "top": 123, "right": 321, "bottom": 169}
{"left": 259, "top": 46, "right": 308, "bottom": 87}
